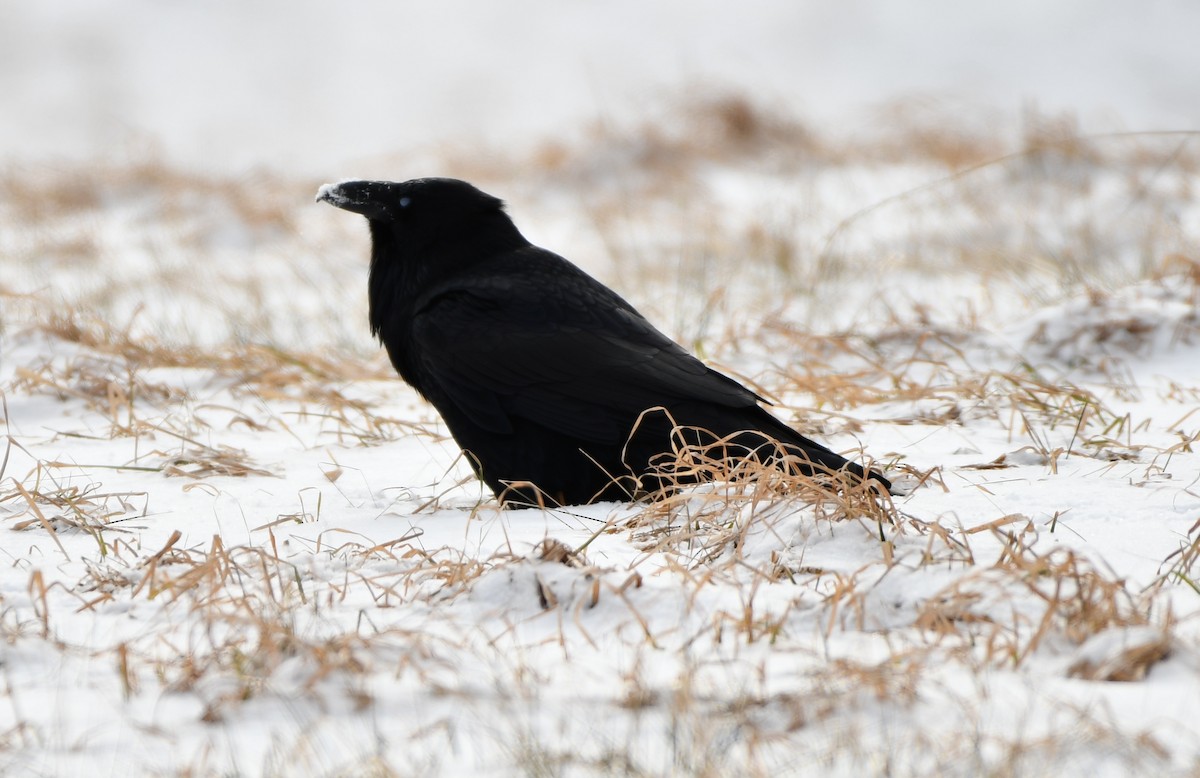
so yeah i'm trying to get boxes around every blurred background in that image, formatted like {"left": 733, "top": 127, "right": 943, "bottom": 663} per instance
{"left": 3, "top": 0, "right": 1198, "bottom": 175}
{"left": 2, "top": 0, "right": 1198, "bottom": 351}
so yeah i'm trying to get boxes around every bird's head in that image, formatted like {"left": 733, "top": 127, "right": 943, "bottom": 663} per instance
{"left": 316, "top": 177, "right": 510, "bottom": 228}
{"left": 317, "top": 177, "right": 529, "bottom": 275}
{"left": 318, "top": 177, "right": 529, "bottom": 334}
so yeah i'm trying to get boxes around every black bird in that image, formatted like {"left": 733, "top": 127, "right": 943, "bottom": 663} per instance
{"left": 318, "top": 177, "right": 890, "bottom": 506}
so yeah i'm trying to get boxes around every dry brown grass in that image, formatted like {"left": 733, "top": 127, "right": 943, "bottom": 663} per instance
{"left": 0, "top": 159, "right": 299, "bottom": 232}
{"left": 7, "top": 305, "right": 428, "bottom": 452}
{"left": 1154, "top": 516, "right": 1200, "bottom": 597}
{"left": 914, "top": 525, "right": 1166, "bottom": 672}
{"left": 605, "top": 419, "right": 898, "bottom": 573}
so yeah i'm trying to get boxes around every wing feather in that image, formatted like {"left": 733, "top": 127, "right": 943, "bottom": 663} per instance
{"left": 411, "top": 263, "right": 758, "bottom": 444}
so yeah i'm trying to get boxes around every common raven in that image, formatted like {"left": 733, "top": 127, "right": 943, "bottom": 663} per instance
{"left": 318, "top": 177, "right": 891, "bottom": 506}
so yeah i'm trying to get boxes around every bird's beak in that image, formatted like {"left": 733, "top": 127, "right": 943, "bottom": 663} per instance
{"left": 316, "top": 180, "right": 395, "bottom": 221}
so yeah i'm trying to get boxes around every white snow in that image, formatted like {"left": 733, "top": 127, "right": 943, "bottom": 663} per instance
{"left": 314, "top": 182, "right": 344, "bottom": 203}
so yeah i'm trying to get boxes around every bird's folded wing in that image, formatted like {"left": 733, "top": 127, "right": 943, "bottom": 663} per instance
{"left": 412, "top": 288, "right": 758, "bottom": 443}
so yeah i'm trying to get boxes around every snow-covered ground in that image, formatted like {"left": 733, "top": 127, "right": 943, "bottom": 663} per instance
{"left": 3, "top": 4, "right": 1200, "bottom": 776}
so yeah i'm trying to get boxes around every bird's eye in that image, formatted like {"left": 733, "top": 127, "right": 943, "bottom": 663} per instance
{"left": 398, "top": 196, "right": 412, "bottom": 208}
